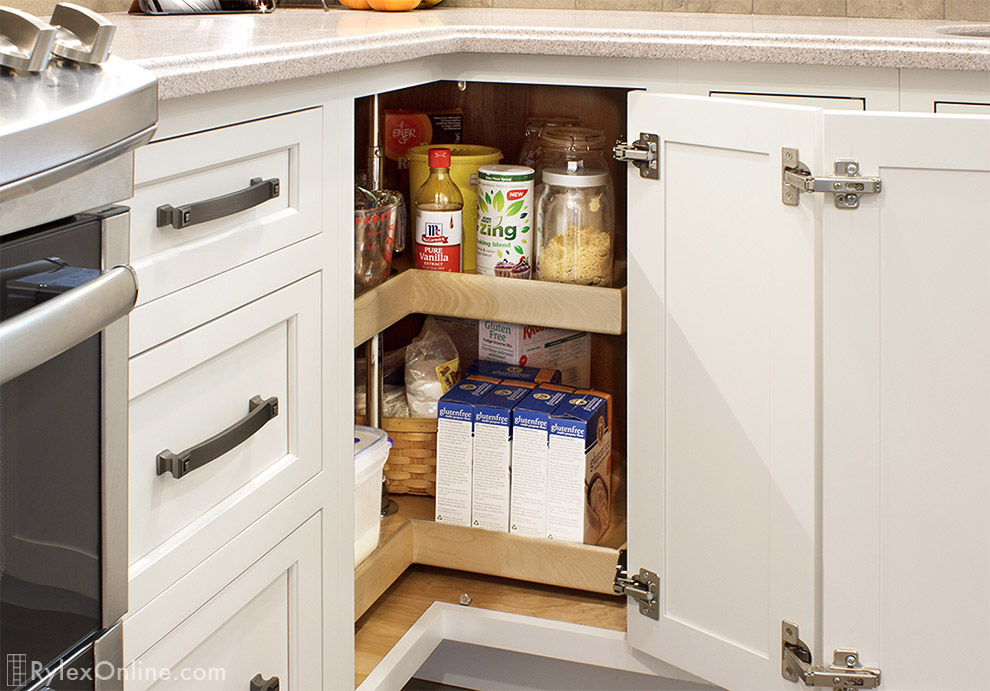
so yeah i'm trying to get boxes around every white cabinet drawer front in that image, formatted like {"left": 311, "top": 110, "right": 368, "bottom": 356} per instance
{"left": 130, "top": 108, "right": 322, "bottom": 305}
{"left": 900, "top": 69, "right": 990, "bottom": 113}
{"left": 710, "top": 91, "right": 865, "bottom": 110}
{"left": 128, "top": 275, "right": 321, "bottom": 608}
{"left": 935, "top": 101, "right": 990, "bottom": 115}
{"left": 126, "top": 514, "right": 321, "bottom": 691}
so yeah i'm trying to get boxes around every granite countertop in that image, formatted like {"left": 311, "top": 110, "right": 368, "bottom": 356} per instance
{"left": 109, "top": 8, "right": 990, "bottom": 100}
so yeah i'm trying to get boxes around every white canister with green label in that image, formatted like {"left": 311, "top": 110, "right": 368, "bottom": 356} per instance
{"left": 476, "top": 165, "right": 535, "bottom": 278}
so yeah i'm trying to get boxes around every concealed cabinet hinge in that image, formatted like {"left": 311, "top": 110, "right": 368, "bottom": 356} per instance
{"left": 613, "top": 549, "right": 659, "bottom": 620}
{"left": 782, "top": 621, "right": 882, "bottom": 690}
{"left": 782, "top": 147, "right": 882, "bottom": 209}
{"left": 614, "top": 133, "right": 659, "bottom": 180}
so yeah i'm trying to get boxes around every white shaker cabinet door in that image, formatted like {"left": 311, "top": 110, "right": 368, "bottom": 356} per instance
{"left": 822, "top": 111, "right": 990, "bottom": 691}
{"left": 626, "top": 93, "right": 821, "bottom": 691}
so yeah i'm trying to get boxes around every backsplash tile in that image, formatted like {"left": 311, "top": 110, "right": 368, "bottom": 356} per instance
{"left": 945, "top": 0, "right": 990, "bottom": 20}
{"left": 11, "top": 0, "right": 131, "bottom": 14}
{"left": 575, "top": 0, "right": 662, "bottom": 8}
{"left": 369, "top": 0, "right": 976, "bottom": 19}
{"left": 499, "top": 0, "right": 575, "bottom": 7}
{"left": 753, "top": 0, "right": 847, "bottom": 15}
{"left": 663, "top": 0, "right": 753, "bottom": 11}
{"left": 847, "top": 0, "right": 944, "bottom": 18}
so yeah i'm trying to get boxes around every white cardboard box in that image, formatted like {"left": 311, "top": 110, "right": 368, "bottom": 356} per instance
{"left": 472, "top": 380, "right": 536, "bottom": 532}
{"left": 509, "top": 384, "right": 574, "bottom": 538}
{"left": 478, "top": 321, "right": 590, "bottom": 388}
{"left": 435, "top": 377, "right": 497, "bottom": 527}
{"left": 547, "top": 390, "right": 612, "bottom": 544}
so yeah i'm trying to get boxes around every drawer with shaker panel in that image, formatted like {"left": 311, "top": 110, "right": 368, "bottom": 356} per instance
{"left": 126, "top": 272, "right": 321, "bottom": 612}
{"left": 127, "top": 107, "right": 323, "bottom": 306}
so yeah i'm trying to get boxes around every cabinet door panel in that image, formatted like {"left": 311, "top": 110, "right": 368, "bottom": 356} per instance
{"left": 125, "top": 514, "right": 321, "bottom": 691}
{"left": 822, "top": 111, "right": 990, "bottom": 691}
{"left": 626, "top": 93, "right": 820, "bottom": 691}
{"left": 128, "top": 274, "right": 321, "bottom": 610}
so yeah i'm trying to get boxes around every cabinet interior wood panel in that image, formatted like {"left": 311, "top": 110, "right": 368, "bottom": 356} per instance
{"left": 357, "top": 81, "right": 629, "bottom": 258}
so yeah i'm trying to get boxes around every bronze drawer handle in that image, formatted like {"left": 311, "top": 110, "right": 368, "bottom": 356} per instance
{"left": 156, "top": 395, "right": 278, "bottom": 480}
{"left": 156, "top": 177, "right": 280, "bottom": 230}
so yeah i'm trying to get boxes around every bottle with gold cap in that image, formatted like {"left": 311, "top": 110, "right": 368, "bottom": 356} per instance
{"left": 413, "top": 148, "right": 463, "bottom": 272}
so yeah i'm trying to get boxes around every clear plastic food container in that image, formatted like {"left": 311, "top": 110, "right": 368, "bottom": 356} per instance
{"left": 354, "top": 425, "right": 391, "bottom": 565}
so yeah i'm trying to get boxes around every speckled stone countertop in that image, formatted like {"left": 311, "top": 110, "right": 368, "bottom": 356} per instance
{"left": 109, "top": 8, "right": 990, "bottom": 100}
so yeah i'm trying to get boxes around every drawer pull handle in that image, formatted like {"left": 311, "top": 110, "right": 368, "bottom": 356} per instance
{"left": 156, "top": 177, "right": 280, "bottom": 230}
{"left": 250, "top": 674, "right": 280, "bottom": 691}
{"left": 157, "top": 395, "right": 279, "bottom": 480}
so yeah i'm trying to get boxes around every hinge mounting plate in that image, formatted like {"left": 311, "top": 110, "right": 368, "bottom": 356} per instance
{"left": 614, "top": 133, "right": 659, "bottom": 180}
{"left": 614, "top": 549, "right": 659, "bottom": 620}
{"left": 782, "top": 147, "right": 882, "bottom": 209}
{"left": 782, "top": 621, "right": 881, "bottom": 689}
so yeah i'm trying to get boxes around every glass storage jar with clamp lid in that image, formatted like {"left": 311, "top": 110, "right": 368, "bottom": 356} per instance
{"left": 535, "top": 125, "right": 608, "bottom": 186}
{"left": 535, "top": 161, "right": 614, "bottom": 287}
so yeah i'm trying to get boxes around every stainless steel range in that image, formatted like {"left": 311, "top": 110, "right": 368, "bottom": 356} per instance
{"left": 0, "top": 6, "right": 157, "bottom": 689}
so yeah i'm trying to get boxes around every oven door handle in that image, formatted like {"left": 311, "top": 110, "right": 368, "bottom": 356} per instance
{"left": 0, "top": 265, "right": 138, "bottom": 385}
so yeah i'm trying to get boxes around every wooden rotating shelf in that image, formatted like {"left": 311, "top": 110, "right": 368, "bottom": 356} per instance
{"left": 354, "top": 269, "right": 627, "bottom": 347}
{"left": 355, "top": 482, "right": 626, "bottom": 622}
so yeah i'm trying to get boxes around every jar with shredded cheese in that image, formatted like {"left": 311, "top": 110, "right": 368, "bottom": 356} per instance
{"left": 535, "top": 162, "right": 614, "bottom": 287}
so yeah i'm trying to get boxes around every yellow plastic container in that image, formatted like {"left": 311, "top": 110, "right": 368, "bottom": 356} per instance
{"left": 407, "top": 144, "right": 502, "bottom": 272}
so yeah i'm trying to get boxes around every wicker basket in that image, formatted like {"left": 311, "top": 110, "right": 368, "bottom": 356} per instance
{"left": 355, "top": 415, "right": 437, "bottom": 496}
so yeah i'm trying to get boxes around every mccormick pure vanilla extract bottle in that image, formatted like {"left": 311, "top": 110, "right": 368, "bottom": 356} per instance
{"left": 414, "top": 148, "right": 463, "bottom": 272}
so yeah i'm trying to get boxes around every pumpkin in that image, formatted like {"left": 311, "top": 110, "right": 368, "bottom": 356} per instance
{"left": 367, "top": 0, "right": 420, "bottom": 9}
{"left": 338, "top": 0, "right": 371, "bottom": 7}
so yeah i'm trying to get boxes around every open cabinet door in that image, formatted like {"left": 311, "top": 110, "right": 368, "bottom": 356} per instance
{"left": 625, "top": 93, "right": 822, "bottom": 690}
{"left": 822, "top": 110, "right": 990, "bottom": 690}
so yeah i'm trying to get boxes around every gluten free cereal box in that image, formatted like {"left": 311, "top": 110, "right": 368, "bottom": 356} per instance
{"left": 435, "top": 377, "right": 497, "bottom": 527}
{"left": 466, "top": 358, "right": 561, "bottom": 385}
{"left": 478, "top": 321, "right": 590, "bottom": 388}
{"left": 547, "top": 390, "right": 612, "bottom": 544}
{"left": 471, "top": 380, "right": 536, "bottom": 532}
{"left": 509, "top": 384, "right": 574, "bottom": 538}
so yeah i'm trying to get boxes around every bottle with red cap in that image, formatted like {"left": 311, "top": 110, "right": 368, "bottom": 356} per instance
{"left": 413, "top": 148, "right": 463, "bottom": 272}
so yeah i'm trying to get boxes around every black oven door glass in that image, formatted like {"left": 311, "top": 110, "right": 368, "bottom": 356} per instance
{"left": 1, "top": 214, "right": 103, "bottom": 687}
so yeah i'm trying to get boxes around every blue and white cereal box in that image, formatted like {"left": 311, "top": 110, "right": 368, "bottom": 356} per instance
{"left": 466, "top": 359, "right": 562, "bottom": 385}
{"left": 547, "top": 390, "right": 612, "bottom": 544}
{"left": 478, "top": 321, "right": 591, "bottom": 388}
{"left": 471, "top": 380, "right": 536, "bottom": 532}
{"left": 509, "top": 384, "right": 574, "bottom": 538}
{"left": 435, "top": 376, "right": 498, "bottom": 527}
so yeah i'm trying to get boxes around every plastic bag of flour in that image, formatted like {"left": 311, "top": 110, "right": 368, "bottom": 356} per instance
{"left": 405, "top": 317, "right": 460, "bottom": 417}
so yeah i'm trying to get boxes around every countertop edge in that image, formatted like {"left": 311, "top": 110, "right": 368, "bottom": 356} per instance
{"left": 124, "top": 18, "right": 990, "bottom": 100}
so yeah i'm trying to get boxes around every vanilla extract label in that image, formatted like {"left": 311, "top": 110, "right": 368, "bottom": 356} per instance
{"left": 415, "top": 209, "right": 462, "bottom": 272}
